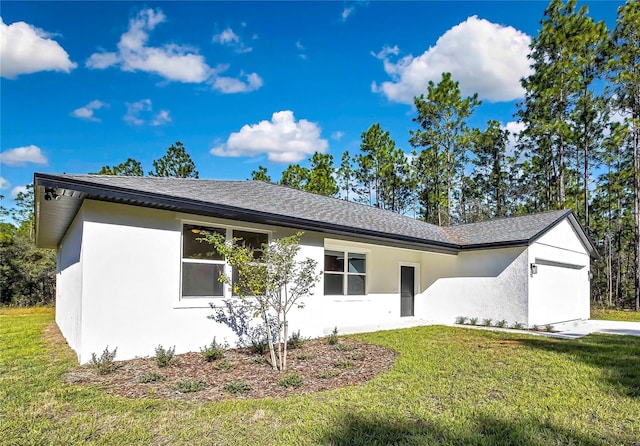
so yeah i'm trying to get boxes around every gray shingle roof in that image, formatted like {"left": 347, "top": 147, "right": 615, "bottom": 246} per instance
{"left": 444, "top": 210, "right": 572, "bottom": 247}
{"left": 34, "top": 173, "right": 597, "bottom": 257}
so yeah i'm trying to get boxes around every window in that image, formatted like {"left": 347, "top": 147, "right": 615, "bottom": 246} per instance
{"left": 181, "top": 223, "right": 269, "bottom": 299}
{"left": 182, "top": 225, "right": 225, "bottom": 298}
{"left": 231, "top": 230, "right": 268, "bottom": 296}
{"left": 324, "top": 250, "right": 366, "bottom": 295}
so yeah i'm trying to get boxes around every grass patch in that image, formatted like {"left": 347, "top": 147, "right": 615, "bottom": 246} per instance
{"left": 591, "top": 308, "right": 640, "bottom": 322}
{"left": 2, "top": 308, "right": 640, "bottom": 445}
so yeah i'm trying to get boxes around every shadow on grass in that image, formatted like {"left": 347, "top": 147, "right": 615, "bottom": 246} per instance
{"left": 521, "top": 333, "right": 640, "bottom": 398}
{"left": 321, "top": 412, "right": 603, "bottom": 446}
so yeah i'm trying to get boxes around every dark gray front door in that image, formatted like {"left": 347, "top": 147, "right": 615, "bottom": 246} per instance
{"left": 400, "top": 266, "right": 415, "bottom": 317}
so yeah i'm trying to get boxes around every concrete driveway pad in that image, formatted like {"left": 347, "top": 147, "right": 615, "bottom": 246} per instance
{"left": 552, "top": 319, "right": 640, "bottom": 338}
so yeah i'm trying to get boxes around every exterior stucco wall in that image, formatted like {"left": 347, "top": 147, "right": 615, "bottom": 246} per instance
{"left": 528, "top": 220, "right": 590, "bottom": 325}
{"left": 308, "top": 238, "right": 429, "bottom": 333}
{"left": 56, "top": 200, "right": 590, "bottom": 363}
{"left": 71, "top": 200, "right": 330, "bottom": 363}
{"left": 421, "top": 247, "right": 529, "bottom": 325}
{"left": 55, "top": 207, "right": 85, "bottom": 356}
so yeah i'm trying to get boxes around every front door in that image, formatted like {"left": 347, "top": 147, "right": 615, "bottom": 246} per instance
{"left": 400, "top": 266, "right": 415, "bottom": 317}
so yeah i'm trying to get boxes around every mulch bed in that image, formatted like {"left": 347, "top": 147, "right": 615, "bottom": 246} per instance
{"left": 57, "top": 325, "right": 397, "bottom": 402}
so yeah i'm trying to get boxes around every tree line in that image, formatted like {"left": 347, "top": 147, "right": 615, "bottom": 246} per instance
{"left": 0, "top": 143, "right": 199, "bottom": 306}
{"left": 1, "top": 0, "right": 638, "bottom": 311}
{"left": 249, "top": 0, "right": 640, "bottom": 311}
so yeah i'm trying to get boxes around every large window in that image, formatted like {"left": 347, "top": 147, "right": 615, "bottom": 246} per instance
{"left": 182, "top": 225, "right": 225, "bottom": 298}
{"left": 181, "top": 224, "right": 268, "bottom": 299}
{"left": 324, "top": 250, "right": 366, "bottom": 295}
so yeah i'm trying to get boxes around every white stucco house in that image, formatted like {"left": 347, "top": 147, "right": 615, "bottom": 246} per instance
{"left": 34, "top": 173, "right": 598, "bottom": 363}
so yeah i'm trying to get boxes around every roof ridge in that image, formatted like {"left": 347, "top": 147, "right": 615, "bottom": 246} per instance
{"left": 446, "top": 209, "right": 571, "bottom": 229}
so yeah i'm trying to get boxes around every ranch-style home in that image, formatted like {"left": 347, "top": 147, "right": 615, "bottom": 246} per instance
{"left": 34, "top": 173, "right": 598, "bottom": 363}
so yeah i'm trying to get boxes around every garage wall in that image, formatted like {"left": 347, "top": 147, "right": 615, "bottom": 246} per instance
{"left": 422, "top": 247, "right": 529, "bottom": 325}
{"left": 528, "top": 219, "right": 590, "bottom": 325}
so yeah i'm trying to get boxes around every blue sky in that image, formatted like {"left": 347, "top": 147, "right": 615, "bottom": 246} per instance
{"left": 0, "top": 1, "right": 624, "bottom": 210}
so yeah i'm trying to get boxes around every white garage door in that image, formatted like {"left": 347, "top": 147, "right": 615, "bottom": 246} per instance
{"left": 531, "top": 259, "right": 586, "bottom": 325}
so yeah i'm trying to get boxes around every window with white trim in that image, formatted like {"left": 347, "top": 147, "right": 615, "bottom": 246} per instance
{"left": 324, "top": 250, "right": 366, "bottom": 295}
{"left": 182, "top": 224, "right": 226, "bottom": 298}
{"left": 181, "top": 224, "right": 269, "bottom": 299}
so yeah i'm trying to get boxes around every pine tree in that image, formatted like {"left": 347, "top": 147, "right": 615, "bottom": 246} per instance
{"left": 410, "top": 72, "right": 480, "bottom": 225}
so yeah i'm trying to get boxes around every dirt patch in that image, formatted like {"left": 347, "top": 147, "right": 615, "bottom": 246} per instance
{"left": 59, "top": 333, "right": 397, "bottom": 402}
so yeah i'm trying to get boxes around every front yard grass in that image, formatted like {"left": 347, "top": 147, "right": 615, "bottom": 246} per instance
{"left": 591, "top": 307, "right": 640, "bottom": 322}
{"left": 1, "top": 307, "right": 639, "bottom": 445}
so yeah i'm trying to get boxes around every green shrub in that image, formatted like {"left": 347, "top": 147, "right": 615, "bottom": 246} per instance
{"left": 215, "top": 360, "right": 234, "bottom": 371}
{"left": 469, "top": 317, "right": 478, "bottom": 325}
{"left": 89, "top": 346, "right": 118, "bottom": 375}
{"left": 318, "top": 369, "right": 340, "bottom": 379}
{"left": 249, "top": 340, "right": 268, "bottom": 355}
{"left": 482, "top": 318, "right": 493, "bottom": 326}
{"left": 200, "top": 337, "right": 226, "bottom": 362}
{"left": 347, "top": 352, "right": 365, "bottom": 361}
{"left": 176, "top": 379, "right": 204, "bottom": 393}
{"left": 512, "top": 322, "right": 524, "bottom": 330}
{"left": 278, "top": 373, "right": 303, "bottom": 388}
{"left": 334, "top": 360, "right": 353, "bottom": 370}
{"left": 287, "top": 330, "right": 306, "bottom": 349}
{"left": 531, "top": 324, "right": 540, "bottom": 331}
{"left": 223, "top": 381, "right": 251, "bottom": 395}
{"left": 496, "top": 320, "right": 508, "bottom": 328}
{"left": 295, "top": 353, "right": 313, "bottom": 361}
{"left": 332, "top": 343, "right": 353, "bottom": 352}
{"left": 326, "top": 327, "right": 339, "bottom": 345}
{"left": 138, "top": 372, "right": 163, "bottom": 383}
{"left": 455, "top": 316, "right": 467, "bottom": 325}
{"left": 250, "top": 355, "right": 267, "bottom": 365}
{"left": 155, "top": 345, "right": 176, "bottom": 367}
{"left": 545, "top": 324, "right": 555, "bottom": 332}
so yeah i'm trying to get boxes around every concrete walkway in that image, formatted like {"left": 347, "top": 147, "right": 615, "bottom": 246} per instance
{"left": 551, "top": 319, "right": 640, "bottom": 338}
{"left": 333, "top": 318, "right": 640, "bottom": 339}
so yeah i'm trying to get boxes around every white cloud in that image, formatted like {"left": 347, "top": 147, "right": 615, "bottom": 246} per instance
{"left": 72, "top": 100, "right": 108, "bottom": 122}
{"left": 86, "top": 9, "right": 211, "bottom": 83}
{"left": 86, "top": 9, "right": 262, "bottom": 93}
{"left": 0, "top": 17, "right": 77, "bottom": 79}
{"left": 9, "top": 186, "right": 29, "bottom": 200}
{"left": 0, "top": 145, "right": 47, "bottom": 166}
{"left": 211, "top": 110, "right": 329, "bottom": 163}
{"left": 332, "top": 131, "right": 344, "bottom": 141}
{"left": 213, "top": 72, "right": 263, "bottom": 94}
{"left": 0, "top": 177, "right": 9, "bottom": 190}
{"left": 124, "top": 99, "right": 171, "bottom": 126}
{"left": 296, "top": 41, "right": 307, "bottom": 60}
{"left": 213, "top": 27, "right": 252, "bottom": 53}
{"left": 10, "top": 185, "right": 28, "bottom": 199}
{"left": 502, "top": 121, "right": 526, "bottom": 156}
{"left": 372, "top": 16, "right": 532, "bottom": 103}
{"left": 341, "top": 7, "right": 355, "bottom": 21}
{"left": 151, "top": 109, "right": 172, "bottom": 126}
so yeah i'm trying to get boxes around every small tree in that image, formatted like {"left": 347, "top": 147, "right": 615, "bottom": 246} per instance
{"left": 202, "top": 232, "right": 319, "bottom": 371}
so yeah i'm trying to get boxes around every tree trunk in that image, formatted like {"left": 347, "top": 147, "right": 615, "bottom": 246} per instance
{"left": 633, "top": 122, "right": 640, "bottom": 311}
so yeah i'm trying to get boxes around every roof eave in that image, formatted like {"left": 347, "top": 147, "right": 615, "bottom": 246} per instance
{"left": 33, "top": 173, "right": 460, "bottom": 253}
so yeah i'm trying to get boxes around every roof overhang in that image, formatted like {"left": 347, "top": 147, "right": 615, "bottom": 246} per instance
{"left": 33, "top": 173, "right": 460, "bottom": 253}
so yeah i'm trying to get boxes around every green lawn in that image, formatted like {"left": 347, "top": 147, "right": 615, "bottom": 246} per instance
{"left": 1, "top": 308, "right": 639, "bottom": 445}
{"left": 591, "top": 307, "right": 640, "bottom": 322}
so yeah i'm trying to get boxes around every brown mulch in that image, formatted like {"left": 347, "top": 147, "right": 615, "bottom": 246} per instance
{"left": 56, "top": 326, "right": 397, "bottom": 402}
